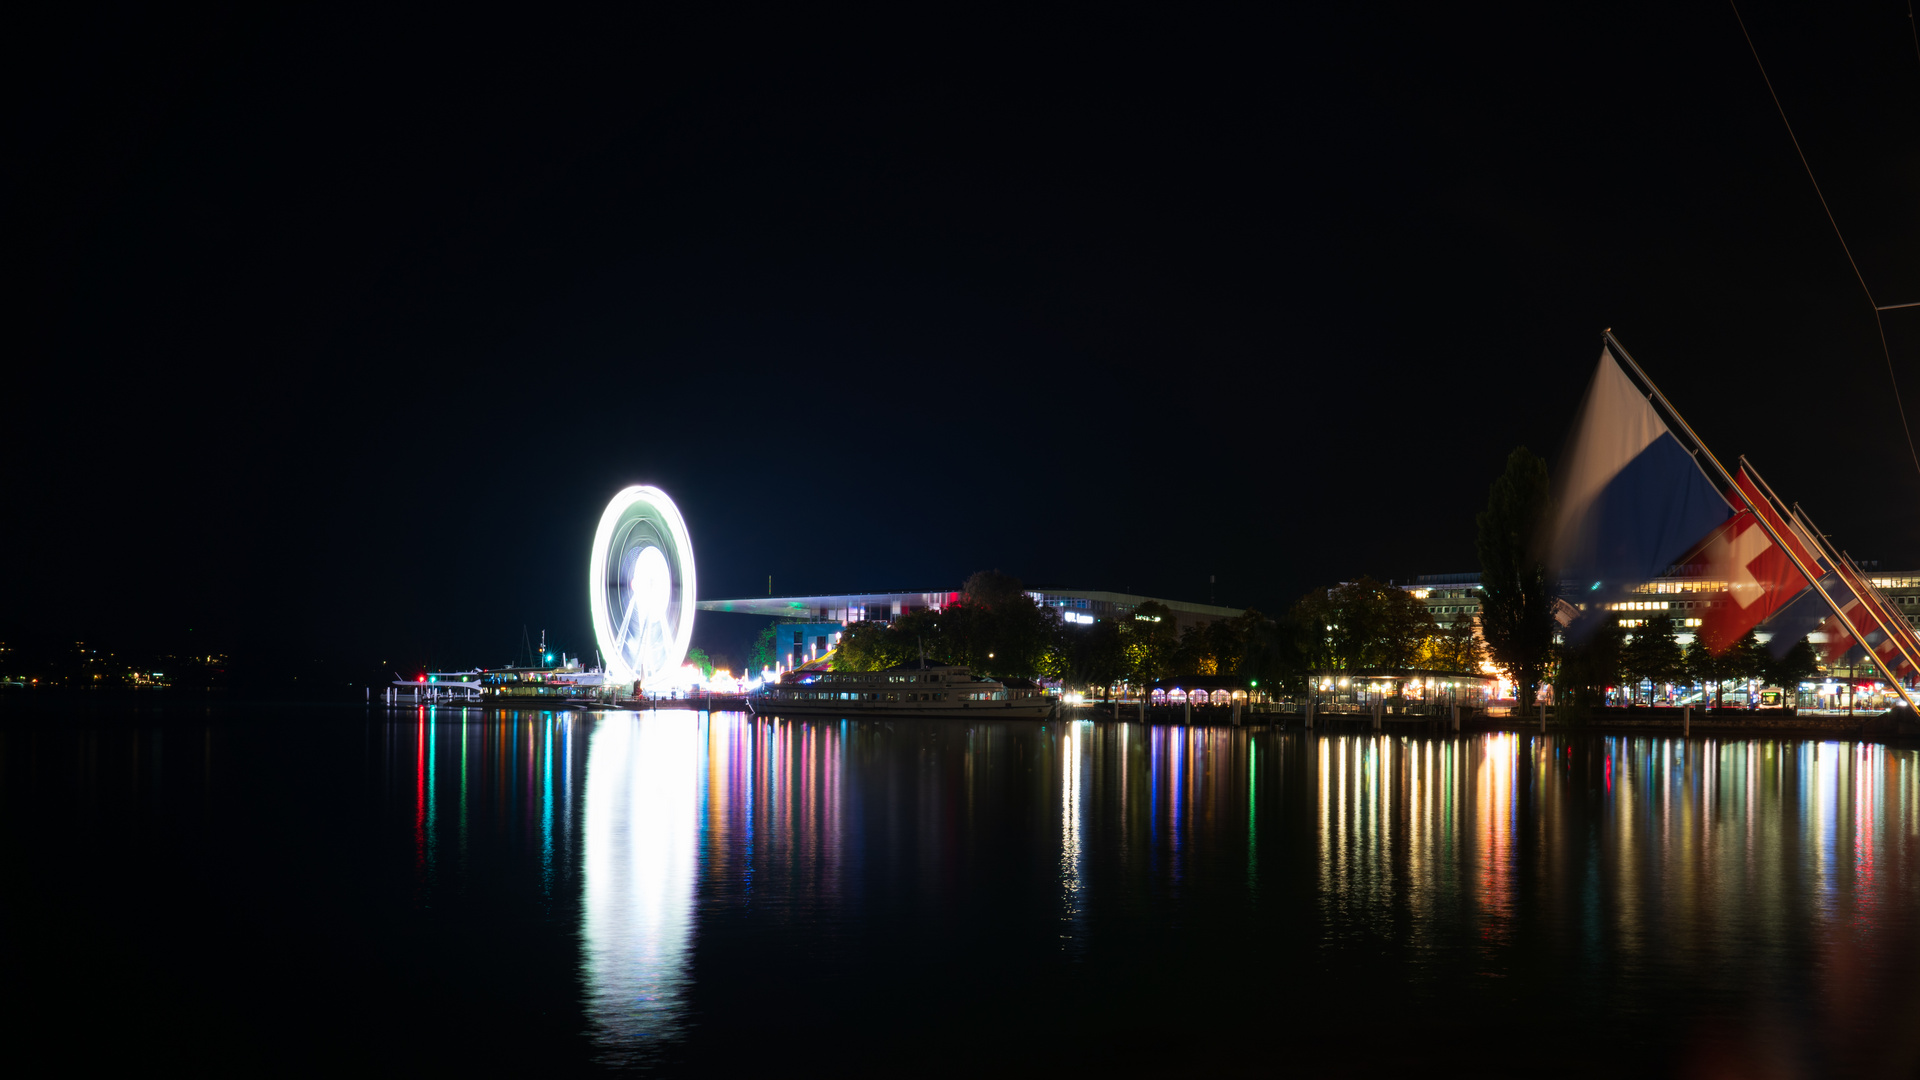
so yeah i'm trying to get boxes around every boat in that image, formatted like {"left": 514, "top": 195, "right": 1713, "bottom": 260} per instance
{"left": 748, "top": 662, "right": 1055, "bottom": 718}
{"left": 385, "top": 670, "right": 483, "bottom": 704}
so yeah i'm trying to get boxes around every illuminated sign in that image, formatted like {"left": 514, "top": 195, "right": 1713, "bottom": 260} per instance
{"left": 589, "top": 486, "right": 697, "bottom": 689}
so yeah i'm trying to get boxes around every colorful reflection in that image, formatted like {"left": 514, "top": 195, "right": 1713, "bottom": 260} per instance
{"left": 359, "top": 712, "right": 1920, "bottom": 1072}
{"left": 581, "top": 711, "right": 702, "bottom": 1057}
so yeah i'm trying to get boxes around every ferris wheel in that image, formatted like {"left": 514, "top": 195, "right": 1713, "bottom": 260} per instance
{"left": 589, "top": 486, "right": 696, "bottom": 688}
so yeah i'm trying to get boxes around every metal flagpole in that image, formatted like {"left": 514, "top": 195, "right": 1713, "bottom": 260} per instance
{"left": 1781, "top": 497, "right": 1920, "bottom": 684}
{"left": 1742, "top": 459, "right": 1920, "bottom": 691}
{"left": 1600, "top": 330, "right": 1919, "bottom": 712}
{"left": 1834, "top": 543, "right": 1920, "bottom": 685}
{"left": 1794, "top": 500, "right": 1920, "bottom": 649}
{"left": 1743, "top": 460, "right": 1920, "bottom": 664}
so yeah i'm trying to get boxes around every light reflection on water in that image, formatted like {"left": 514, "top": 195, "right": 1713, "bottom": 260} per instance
{"left": 581, "top": 713, "right": 700, "bottom": 1058}
{"left": 377, "top": 713, "right": 1920, "bottom": 1072}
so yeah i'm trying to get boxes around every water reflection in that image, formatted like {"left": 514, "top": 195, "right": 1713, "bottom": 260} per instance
{"left": 1060, "top": 720, "right": 1087, "bottom": 954}
{"left": 581, "top": 712, "right": 701, "bottom": 1059}
{"left": 364, "top": 713, "right": 1920, "bottom": 1072}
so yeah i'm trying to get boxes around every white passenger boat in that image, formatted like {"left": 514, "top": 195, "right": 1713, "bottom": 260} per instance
{"left": 749, "top": 662, "right": 1055, "bottom": 718}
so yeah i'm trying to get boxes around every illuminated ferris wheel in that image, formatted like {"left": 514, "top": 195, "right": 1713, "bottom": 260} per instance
{"left": 589, "top": 486, "right": 696, "bottom": 689}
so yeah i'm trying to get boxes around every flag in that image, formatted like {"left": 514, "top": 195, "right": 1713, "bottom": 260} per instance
{"left": 1810, "top": 578, "right": 1914, "bottom": 678}
{"left": 1757, "top": 496, "right": 1919, "bottom": 678}
{"left": 1821, "top": 549, "right": 1920, "bottom": 677}
{"left": 1549, "top": 348, "right": 1733, "bottom": 610}
{"left": 1694, "top": 469, "right": 1818, "bottom": 653}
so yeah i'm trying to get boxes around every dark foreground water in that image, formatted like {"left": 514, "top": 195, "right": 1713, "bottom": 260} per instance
{"left": 6, "top": 702, "right": 1920, "bottom": 1076}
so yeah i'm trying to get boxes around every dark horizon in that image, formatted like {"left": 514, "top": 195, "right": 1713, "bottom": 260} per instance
{"left": 9, "top": 3, "right": 1920, "bottom": 673}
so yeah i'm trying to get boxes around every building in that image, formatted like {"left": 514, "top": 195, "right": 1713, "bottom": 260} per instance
{"left": 1412, "top": 567, "right": 1920, "bottom": 695}
{"left": 1409, "top": 573, "right": 1484, "bottom": 625}
{"left": 1414, "top": 568, "right": 1920, "bottom": 636}
{"left": 696, "top": 586, "right": 1245, "bottom": 669}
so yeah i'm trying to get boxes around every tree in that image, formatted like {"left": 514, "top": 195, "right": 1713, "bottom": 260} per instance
{"left": 1420, "top": 614, "right": 1486, "bottom": 674}
{"left": 1477, "top": 446, "right": 1556, "bottom": 710}
{"left": 1688, "top": 627, "right": 1767, "bottom": 709}
{"left": 1685, "top": 638, "right": 1726, "bottom": 709}
{"left": 687, "top": 647, "right": 716, "bottom": 679}
{"left": 1122, "top": 600, "right": 1178, "bottom": 689}
{"left": 834, "top": 619, "right": 913, "bottom": 671}
{"left": 949, "top": 571, "right": 1057, "bottom": 679}
{"left": 1765, "top": 636, "right": 1820, "bottom": 699}
{"left": 1621, "top": 613, "right": 1684, "bottom": 703}
{"left": 1068, "top": 619, "right": 1128, "bottom": 699}
{"left": 1558, "top": 615, "right": 1626, "bottom": 710}
{"left": 1291, "top": 577, "right": 1433, "bottom": 675}
{"left": 1170, "top": 615, "right": 1255, "bottom": 677}
{"left": 1728, "top": 629, "right": 1770, "bottom": 705}
{"left": 1239, "top": 609, "right": 1308, "bottom": 695}
{"left": 821, "top": 572, "right": 1064, "bottom": 680}
{"left": 748, "top": 624, "right": 779, "bottom": 673}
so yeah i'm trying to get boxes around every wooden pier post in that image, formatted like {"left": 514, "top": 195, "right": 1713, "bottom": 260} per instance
{"left": 1451, "top": 702, "right": 1460, "bottom": 733}
{"left": 1184, "top": 697, "right": 1191, "bottom": 726}
{"left": 1684, "top": 705, "right": 1690, "bottom": 736}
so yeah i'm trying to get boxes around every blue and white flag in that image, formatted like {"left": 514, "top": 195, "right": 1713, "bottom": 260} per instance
{"left": 1548, "top": 348, "right": 1734, "bottom": 605}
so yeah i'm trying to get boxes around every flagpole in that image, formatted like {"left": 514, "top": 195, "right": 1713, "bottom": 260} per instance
{"left": 1743, "top": 457, "right": 1920, "bottom": 682}
{"left": 1781, "top": 494, "right": 1920, "bottom": 684}
{"left": 1600, "top": 331, "right": 1919, "bottom": 712}
{"left": 1835, "top": 543, "right": 1920, "bottom": 680}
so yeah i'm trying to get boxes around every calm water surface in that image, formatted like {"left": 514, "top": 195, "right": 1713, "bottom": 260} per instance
{"left": 7, "top": 701, "right": 1920, "bottom": 1076}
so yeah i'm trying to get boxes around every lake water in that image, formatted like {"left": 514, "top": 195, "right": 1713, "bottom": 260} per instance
{"left": 7, "top": 702, "right": 1920, "bottom": 1076}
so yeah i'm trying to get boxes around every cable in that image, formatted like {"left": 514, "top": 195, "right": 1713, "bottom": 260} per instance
{"left": 1729, "top": 0, "right": 1920, "bottom": 481}
{"left": 1910, "top": 0, "right": 1920, "bottom": 72}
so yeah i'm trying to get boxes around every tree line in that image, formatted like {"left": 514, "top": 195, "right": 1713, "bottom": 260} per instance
{"left": 1473, "top": 445, "right": 1825, "bottom": 712}
{"left": 821, "top": 571, "right": 1492, "bottom": 699}
{"left": 1556, "top": 613, "right": 1818, "bottom": 709}
{"left": 777, "top": 444, "right": 1834, "bottom": 706}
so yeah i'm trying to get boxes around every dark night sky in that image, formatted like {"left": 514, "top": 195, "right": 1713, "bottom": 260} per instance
{"left": 7, "top": 3, "right": 1920, "bottom": 673}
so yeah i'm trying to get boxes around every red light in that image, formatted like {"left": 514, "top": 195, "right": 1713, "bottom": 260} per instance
{"left": 418, "top": 675, "right": 425, "bottom": 683}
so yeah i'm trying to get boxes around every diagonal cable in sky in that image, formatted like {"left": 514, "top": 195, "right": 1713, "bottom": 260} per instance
{"left": 1729, "top": 0, "right": 1920, "bottom": 481}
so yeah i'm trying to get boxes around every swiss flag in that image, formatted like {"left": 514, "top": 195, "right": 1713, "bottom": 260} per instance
{"left": 1822, "top": 555, "right": 1920, "bottom": 677}
{"left": 1818, "top": 600, "right": 1914, "bottom": 676}
{"left": 1698, "top": 509, "right": 1812, "bottom": 653}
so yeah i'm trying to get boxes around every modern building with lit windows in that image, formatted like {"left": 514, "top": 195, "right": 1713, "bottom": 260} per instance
{"left": 696, "top": 587, "right": 1244, "bottom": 668}
{"left": 1415, "top": 567, "right": 1920, "bottom": 638}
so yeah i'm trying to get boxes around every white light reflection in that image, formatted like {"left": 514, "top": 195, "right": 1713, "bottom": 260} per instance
{"left": 581, "top": 713, "right": 702, "bottom": 1060}
{"left": 1060, "top": 721, "right": 1088, "bottom": 954}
